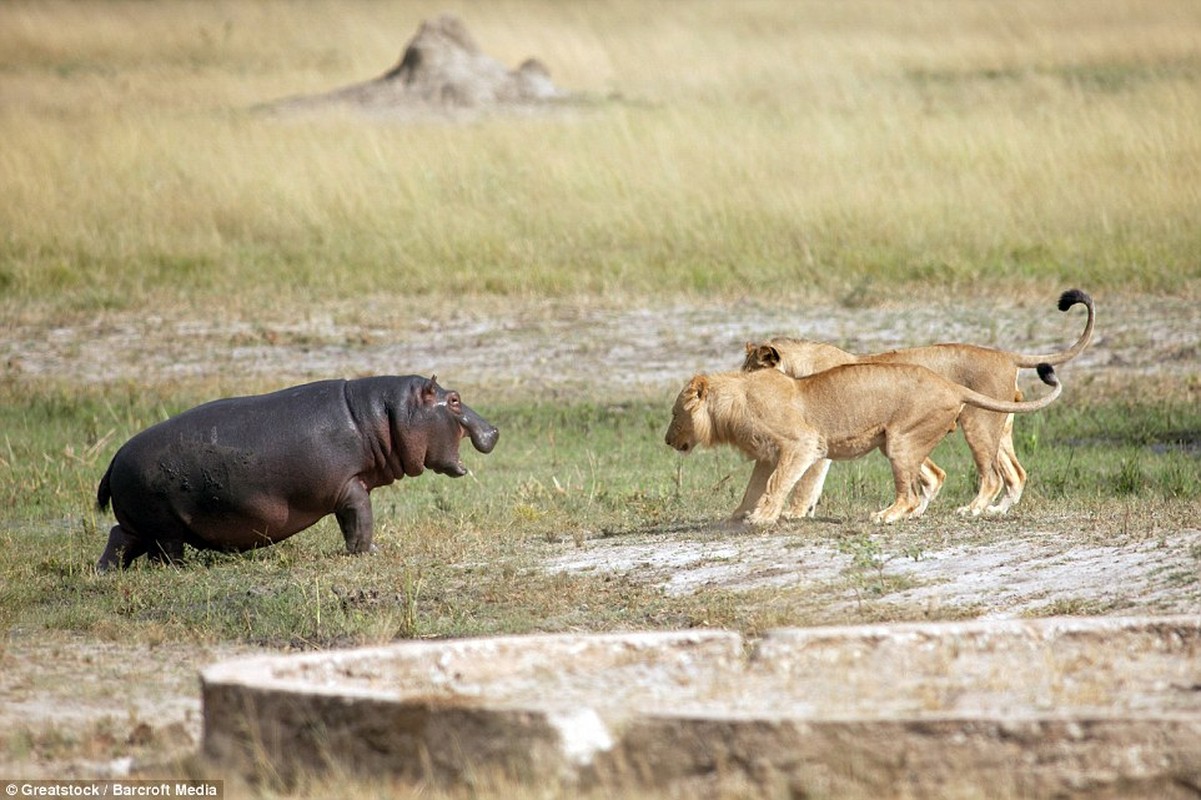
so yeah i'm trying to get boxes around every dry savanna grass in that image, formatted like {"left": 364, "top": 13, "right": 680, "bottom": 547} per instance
{"left": 2, "top": 0, "right": 1200, "bottom": 310}
{"left": 3, "top": 3, "right": 1201, "bottom": 797}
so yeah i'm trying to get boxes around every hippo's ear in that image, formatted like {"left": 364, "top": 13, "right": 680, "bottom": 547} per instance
{"left": 420, "top": 375, "right": 439, "bottom": 405}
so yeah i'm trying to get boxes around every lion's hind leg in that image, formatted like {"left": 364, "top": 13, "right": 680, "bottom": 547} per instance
{"left": 874, "top": 415, "right": 957, "bottom": 524}
{"left": 912, "top": 458, "right": 947, "bottom": 517}
{"left": 985, "top": 417, "right": 1026, "bottom": 515}
{"left": 872, "top": 461, "right": 926, "bottom": 524}
{"left": 954, "top": 409, "right": 1008, "bottom": 517}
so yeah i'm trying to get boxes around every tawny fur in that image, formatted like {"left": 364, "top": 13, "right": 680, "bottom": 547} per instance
{"left": 665, "top": 363, "right": 1061, "bottom": 526}
{"left": 741, "top": 289, "right": 1093, "bottom": 517}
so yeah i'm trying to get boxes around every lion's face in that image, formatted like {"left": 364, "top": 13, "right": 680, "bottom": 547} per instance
{"left": 665, "top": 376, "right": 709, "bottom": 452}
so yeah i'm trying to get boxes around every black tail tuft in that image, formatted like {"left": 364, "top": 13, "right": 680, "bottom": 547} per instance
{"left": 1058, "top": 288, "right": 1090, "bottom": 312}
{"left": 1036, "top": 362, "right": 1058, "bottom": 385}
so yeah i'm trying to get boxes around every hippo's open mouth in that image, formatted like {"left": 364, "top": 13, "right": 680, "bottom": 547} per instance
{"left": 433, "top": 453, "right": 469, "bottom": 478}
{"left": 423, "top": 399, "right": 496, "bottom": 477}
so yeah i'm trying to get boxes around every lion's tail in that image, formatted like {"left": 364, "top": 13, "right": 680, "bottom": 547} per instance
{"left": 961, "top": 363, "right": 1062, "bottom": 414}
{"left": 1012, "top": 289, "right": 1095, "bottom": 368}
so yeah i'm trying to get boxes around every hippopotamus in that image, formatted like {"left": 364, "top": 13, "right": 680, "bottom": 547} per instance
{"left": 95, "top": 375, "right": 498, "bottom": 571}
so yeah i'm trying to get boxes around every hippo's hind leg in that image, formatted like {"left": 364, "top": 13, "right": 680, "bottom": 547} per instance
{"left": 96, "top": 524, "right": 151, "bottom": 572}
{"left": 147, "top": 536, "right": 186, "bottom": 566}
{"left": 335, "top": 479, "right": 378, "bottom": 555}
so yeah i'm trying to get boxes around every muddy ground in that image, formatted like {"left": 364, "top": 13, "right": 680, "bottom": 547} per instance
{"left": 2, "top": 291, "right": 1200, "bottom": 782}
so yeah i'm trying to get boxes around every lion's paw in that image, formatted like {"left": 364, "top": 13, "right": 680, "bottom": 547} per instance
{"left": 720, "top": 516, "right": 754, "bottom": 532}
{"left": 743, "top": 511, "right": 779, "bottom": 528}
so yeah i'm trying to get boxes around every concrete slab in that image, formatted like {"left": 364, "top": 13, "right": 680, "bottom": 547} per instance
{"left": 201, "top": 617, "right": 1201, "bottom": 797}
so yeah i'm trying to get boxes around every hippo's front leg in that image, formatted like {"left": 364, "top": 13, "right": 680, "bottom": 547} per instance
{"left": 334, "top": 479, "right": 378, "bottom": 554}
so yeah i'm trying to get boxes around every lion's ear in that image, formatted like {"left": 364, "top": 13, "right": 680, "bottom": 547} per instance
{"left": 687, "top": 375, "right": 709, "bottom": 401}
{"left": 765, "top": 346, "right": 782, "bottom": 367}
{"left": 745, "top": 341, "right": 757, "bottom": 355}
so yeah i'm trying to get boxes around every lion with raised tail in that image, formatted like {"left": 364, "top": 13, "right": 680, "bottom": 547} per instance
{"left": 665, "top": 362, "right": 1062, "bottom": 526}
{"left": 742, "top": 289, "right": 1093, "bottom": 517}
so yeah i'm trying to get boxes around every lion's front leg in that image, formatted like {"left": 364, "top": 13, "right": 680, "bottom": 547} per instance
{"left": 745, "top": 443, "right": 820, "bottom": 527}
{"left": 783, "top": 459, "right": 832, "bottom": 519}
{"left": 732, "top": 459, "right": 774, "bottom": 521}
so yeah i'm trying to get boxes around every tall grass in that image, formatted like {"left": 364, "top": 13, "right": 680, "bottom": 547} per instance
{"left": 2, "top": 0, "right": 1200, "bottom": 309}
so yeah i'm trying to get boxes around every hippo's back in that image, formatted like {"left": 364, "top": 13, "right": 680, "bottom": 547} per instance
{"left": 101, "top": 379, "right": 366, "bottom": 547}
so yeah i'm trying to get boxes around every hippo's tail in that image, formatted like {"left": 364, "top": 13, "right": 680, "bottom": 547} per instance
{"left": 96, "top": 458, "right": 114, "bottom": 512}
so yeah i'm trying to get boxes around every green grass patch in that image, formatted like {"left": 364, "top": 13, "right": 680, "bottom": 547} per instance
{"left": 2, "top": 380, "right": 1197, "bottom": 647}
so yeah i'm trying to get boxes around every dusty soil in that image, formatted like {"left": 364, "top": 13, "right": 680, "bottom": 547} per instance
{"left": 546, "top": 522, "right": 1201, "bottom": 617}
{"left": 3, "top": 290, "right": 1200, "bottom": 783}
{"left": 7, "top": 291, "right": 1198, "bottom": 394}
{"left": 0, "top": 630, "right": 261, "bottom": 780}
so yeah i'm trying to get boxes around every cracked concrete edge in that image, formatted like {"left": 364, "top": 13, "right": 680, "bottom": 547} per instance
{"left": 199, "top": 617, "right": 1201, "bottom": 796}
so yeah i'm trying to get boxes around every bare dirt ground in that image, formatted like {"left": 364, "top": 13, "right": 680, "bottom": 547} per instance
{"left": 7, "top": 291, "right": 1198, "bottom": 393}
{"left": 3, "top": 291, "right": 1200, "bottom": 783}
{"left": 546, "top": 521, "right": 1201, "bottom": 616}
